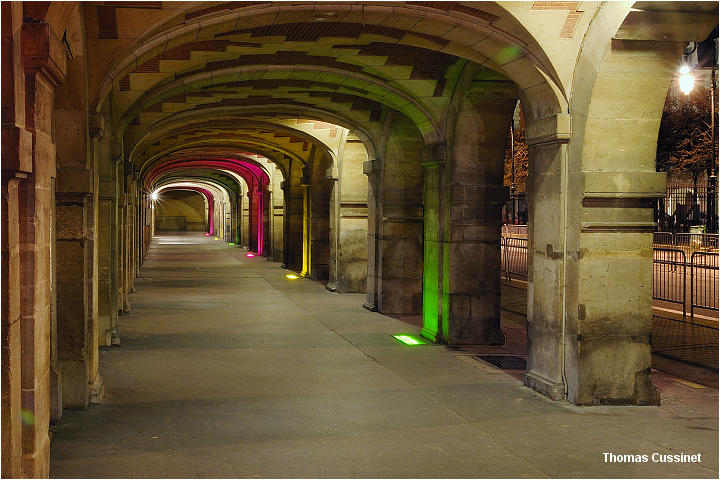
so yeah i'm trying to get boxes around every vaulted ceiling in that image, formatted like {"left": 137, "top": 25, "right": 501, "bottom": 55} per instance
{"left": 84, "top": 2, "right": 561, "bottom": 189}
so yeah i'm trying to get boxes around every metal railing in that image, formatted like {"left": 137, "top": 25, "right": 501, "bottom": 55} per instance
{"left": 653, "top": 232, "right": 719, "bottom": 253}
{"left": 653, "top": 248, "right": 686, "bottom": 317}
{"left": 691, "top": 252, "right": 719, "bottom": 318}
{"left": 501, "top": 237, "right": 528, "bottom": 281}
{"left": 502, "top": 224, "right": 528, "bottom": 237}
{"left": 500, "top": 228, "right": 718, "bottom": 321}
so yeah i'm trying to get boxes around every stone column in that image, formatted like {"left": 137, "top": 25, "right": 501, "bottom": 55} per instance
{"left": 523, "top": 118, "right": 570, "bottom": 401}
{"left": 127, "top": 169, "right": 138, "bottom": 291}
{"left": 328, "top": 134, "right": 369, "bottom": 293}
{"left": 327, "top": 166, "right": 340, "bottom": 291}
{"left": 363, "top": 159, "right": 380, "bottom": 310}
{"left": 97, "top": 127, "right": 118, "bottom": 348}
{"left": 422, "top": 90, "right": 516, "bottom": 344}
{"left": 310, "top": 151, "right": 331, "bottom": 280}
{"left": 280, "top": 180, "right": 291, "bottom": 267}
{"left": 2, "top": 10, "right": 41, "bottom": 477}
{"left": 271, "top": 170, "right": 284, "bottom": 262}
{"left": 525, "top": 35, "right": 686, "bottom": 405}
{"left": 368, "top": 113, "right": 424, "bottom": 314}
{"left": 247, "top": 190, "right": 255, "bottom": 250}
{"left": 300, "top": 166, "right": 312, "bottom": 277}
{"left": 8, "top": 18, "right": 68, "bottom": 477}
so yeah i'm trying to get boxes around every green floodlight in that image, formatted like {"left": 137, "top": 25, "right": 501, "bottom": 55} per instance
{"left": 393, "top": 335, "right": 427, "bottom": 345}
{"left": 228, "top": 243, "right": 235, "bottom": 246}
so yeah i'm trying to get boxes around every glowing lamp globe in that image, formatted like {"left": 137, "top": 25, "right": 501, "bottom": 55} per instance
{"left": 678, "top": 66, "right": 694, "bottom": 95}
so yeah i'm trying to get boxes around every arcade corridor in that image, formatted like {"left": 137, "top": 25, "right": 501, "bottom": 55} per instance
{"left": 49, "top": 233, "right": 718, "bottom": 479}
{"left": 4, "top": 2, "right": 719, "bottom": 477}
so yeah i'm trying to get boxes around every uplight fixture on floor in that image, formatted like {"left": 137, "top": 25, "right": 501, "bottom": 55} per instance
{"left": 228, "top": 243, "right": 235, "bottom": 246}
{"left": 214, "top": 237, "right": 218, "bottom": 240}
{"left": 392, "top": 335, "right": 427, "bottom": 345}
{"left": 285, "top": 274, "right": 299, "bottom": 279}
{"left": 205, "top": 233, "right": 211, "bottom": 236}
{"left": 246, "top": 253, "right": 255, "bottom": 257}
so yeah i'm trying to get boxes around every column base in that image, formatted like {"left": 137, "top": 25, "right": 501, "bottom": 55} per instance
{"left": 362, "top": 302, "right": 377, "bottom": 312}
{"left": 524, "top": 371, "right": 566, "bottom": 401}
{"left": 325, "top": 283, "right": 337, "bottom": 292}
{"left": 50, "top": 367, "right": 62, "bottom": 424}
{"left": 420, "top": 326, "right": 440, "bottom": 343}
{"left": 61, "top": 360, "right": 89, "bottom": 409}
{"left": 111, "top": 332, "right": 121, "bottom": 346}
{"left": 89, "top": 375, "right": 105, "bottom": 404}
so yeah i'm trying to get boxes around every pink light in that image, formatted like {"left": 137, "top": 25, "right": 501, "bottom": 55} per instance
{"left": 246, "top": 253, "right": 256, "bottom": 257}
{"left": 205, "top": 233, "right": 211, "bottom": 236}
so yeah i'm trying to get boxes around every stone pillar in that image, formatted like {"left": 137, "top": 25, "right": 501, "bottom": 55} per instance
{"left": 241, "top": 185, "right": 249, "bottom": 247}
{"left": 300, "top": 166, "right": 312, "bottom": 277}
{"left": 328, "top": 133, "right": 369, "bottom": 293}
{"left": 54, "top": 15, "right": 105, "bottom": 407}
{"left": 1, "top": 10, "right": 34, "bottom": 473}
{"left": 56, "top": 191, "right": 93, "bottom": 410}
{"left": 97, "top": 123, "right": 118, "bottom": 348}
{"left": 370, "top": 113, "right": 425, "bottom": 314}
{"left": 247, "top": 190, "right": 256, "bottom": 250}
{"left": 260, "top": 178, "right": 269, "bottom": 251}
{"left": 2, "top": 5, "right": 28, "bottom": 477}
{"left": 120, "top": 162, "right": 134, "bottom": 308}
{"left": 525, "top": 36, "right": 683, "bottom": 405}
{"left": 5, "top": 17, "right": 68, "bottom": 478}
{"left": 363, "top": 160, "right": 380, "bottom": 310}
{"left": 310, "top": 149, "right": 331, "bottom": 280}
{"left": 127, "top": 169, "right": 138, "bottom": 291}
{"left": 523, "top": 120, "right": 570, "bottom": 401}
{"left": 422, "top": 90, "right": 516, "bottom": 345}
{"left": 271, "top": 170, "right": 284, "bottom": 262}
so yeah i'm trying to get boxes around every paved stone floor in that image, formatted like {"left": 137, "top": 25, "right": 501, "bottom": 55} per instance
{"left": 50, "top": 233, "right": 719, "bottom": 478}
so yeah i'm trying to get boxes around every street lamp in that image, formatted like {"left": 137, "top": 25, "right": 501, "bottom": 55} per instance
{"left": 709, "top": 57, "right": 717, "bottom": 233}
{"left": 678, "top": 65, "right": 695, "bottom": 95}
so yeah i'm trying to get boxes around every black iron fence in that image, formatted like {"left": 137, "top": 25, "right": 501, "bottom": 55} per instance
{"left": 500, "top": 227, "right": 718, "bottom": 321}
{"left": 655, "top": 181, "right": 718, "bottom": 234}
{"left": 691, "top": 252, "right": 719, "bottom": 318}
{"left": 501, "top": 194, "right": 527, "bottom": 225}
{"left": 501, "top": 236, "right": 528, "bottom": 281}
{"left": 653, "top": 248, "right": 687, "bottom": 316}
{"left": 654, "top": 232, "right": 719, "bottom": 252}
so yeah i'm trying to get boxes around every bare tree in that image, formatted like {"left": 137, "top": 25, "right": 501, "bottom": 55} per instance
{"left": 656, "top": 86, "right": 717, "bottom": 183}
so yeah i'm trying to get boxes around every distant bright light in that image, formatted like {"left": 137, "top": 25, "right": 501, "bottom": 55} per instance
{"left": 246, "top": 253, "right": 255, "bottom": 257}
{"left": 205, "top": 233, "right": 211, "bottom": 236}
{"left": 285, "top": 274, "right": 299, "bottom": 279}
{"left": 393, "top": 335, "right": 427, "bottom": 345}
{"left": 678, "top": 65, "right": 695, "bottom": 95}
{"left": 214, "top": 237, "right": 219, "bottom": 240}
{"left": 151, "top": 191, "right": 158, "bottom": 201}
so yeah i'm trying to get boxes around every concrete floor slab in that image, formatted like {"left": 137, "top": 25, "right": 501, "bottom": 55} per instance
{"left": 50, "top": 233, "right": 719, "bottom": 478}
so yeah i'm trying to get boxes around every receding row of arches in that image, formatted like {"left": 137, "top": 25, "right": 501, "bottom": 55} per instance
{"left": 3, "top": 2, "right": 717, "bottom": 477}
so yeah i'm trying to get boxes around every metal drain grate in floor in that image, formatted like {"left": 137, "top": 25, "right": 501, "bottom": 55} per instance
{"left": 475, "top": 355, "right": 527, "bottom": 371}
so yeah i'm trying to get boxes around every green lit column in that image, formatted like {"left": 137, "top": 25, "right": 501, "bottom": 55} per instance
{"left": 421, "top": 147, "right": 448, "bottom": 342}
